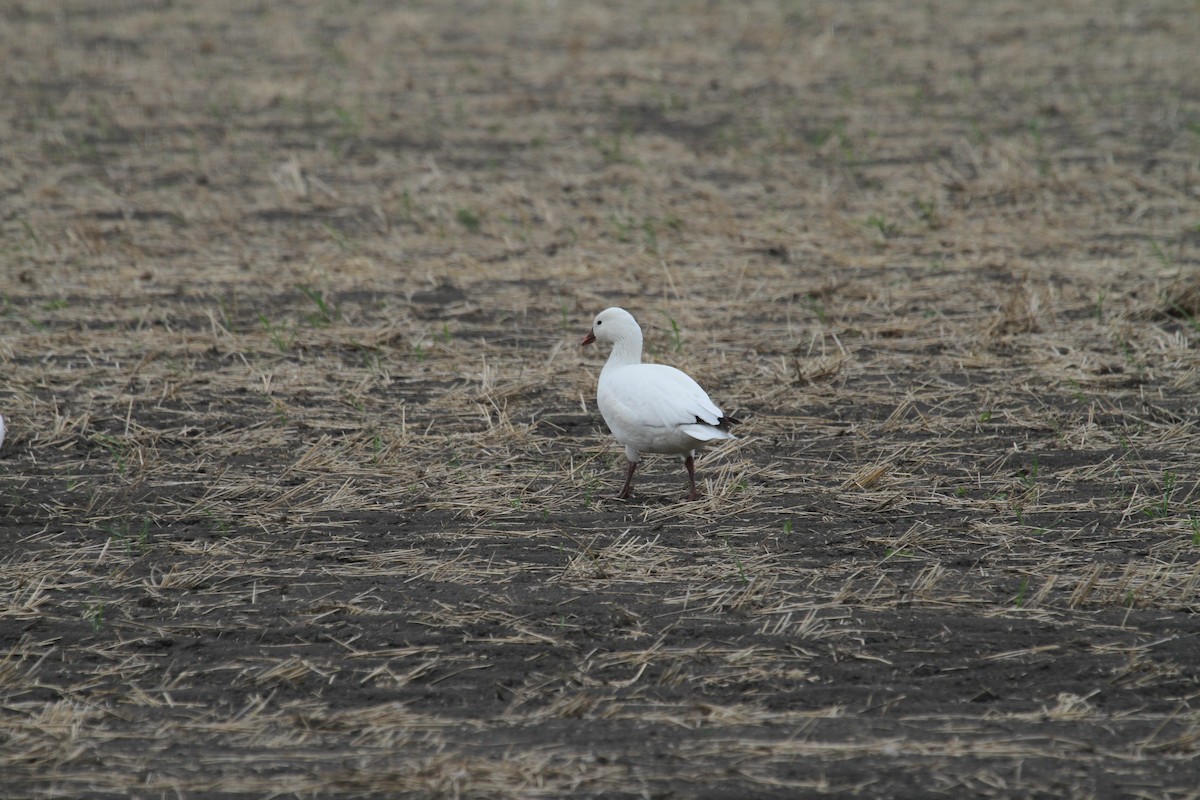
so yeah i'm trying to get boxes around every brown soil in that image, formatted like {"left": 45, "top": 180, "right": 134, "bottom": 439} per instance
{"left": 2, "top": 1, "right": 1200, "bottom": 797}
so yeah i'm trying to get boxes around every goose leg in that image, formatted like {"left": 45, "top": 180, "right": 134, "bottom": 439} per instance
{"left": 616, "top": 460, "right": 637, "bottom": 499}
{"left": 684, "top": 455, "right": 699, "bottom": 501}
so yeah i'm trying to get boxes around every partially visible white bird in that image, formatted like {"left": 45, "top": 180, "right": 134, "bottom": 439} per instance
{"left": 582, "top": 307, "right": 738, "bottom": 501}
{"left": 0, "top": 414, "right": 5, "bottom": 450}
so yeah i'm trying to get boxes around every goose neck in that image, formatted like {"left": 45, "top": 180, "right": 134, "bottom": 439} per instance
{"left": 604, "top": 334, "right": 643, "bottom": 370}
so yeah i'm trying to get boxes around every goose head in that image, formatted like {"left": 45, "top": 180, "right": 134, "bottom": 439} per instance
{"left": 581, "top": 307, "right": 640, "bottom": 347}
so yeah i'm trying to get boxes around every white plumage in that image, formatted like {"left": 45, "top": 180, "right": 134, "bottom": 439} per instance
{"left": 582, "top": 307, "right": 737, "bottom": 501}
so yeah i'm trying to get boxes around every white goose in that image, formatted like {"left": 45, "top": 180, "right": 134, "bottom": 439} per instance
{"left": 582, "top": 307, "right": 738, "bottom": 501}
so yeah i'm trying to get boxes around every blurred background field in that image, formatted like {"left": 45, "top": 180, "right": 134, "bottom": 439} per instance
{"left": 1, "top": 2, "right": 1199, "bottom": 797}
